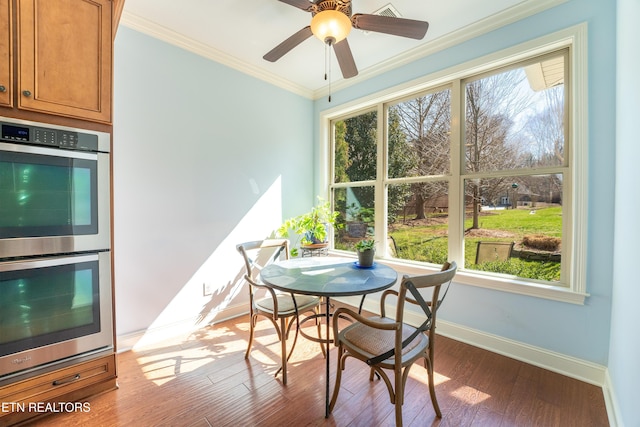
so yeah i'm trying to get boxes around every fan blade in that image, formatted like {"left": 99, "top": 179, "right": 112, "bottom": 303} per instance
{"left": 333, "top": 39, "right": 358, "bottom": 79}
{"left": 351, "top": 13, "right": 429, "bottom": 40}
{"left": 277, "top": 0, "right": 314, "bottom": 11}
{"left": 264, "top": 26, "right": 313, "bottom": 62}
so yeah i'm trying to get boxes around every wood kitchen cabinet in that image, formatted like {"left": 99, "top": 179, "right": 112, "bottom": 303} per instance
{"left": 0, "top": 0, "right": 11, "bottom": 108}
{"left": 1, "top": 0, "right": 113, "bottom": 123}
{"left": 0, "top": 353, "right": 117, "bottom": 426}
{"left": 1, "top": 0, "right": 124, "bottom": 424}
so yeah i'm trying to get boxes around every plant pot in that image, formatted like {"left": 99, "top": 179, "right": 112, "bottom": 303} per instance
{"left": 305, "top": 222, "right": 329, "bottom": 245}
{"left": 357, "top": 249, "right": 375, "bottom": 267}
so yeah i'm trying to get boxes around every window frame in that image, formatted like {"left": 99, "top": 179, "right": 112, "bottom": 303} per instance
{"left": 319, "top": 24, "right": 588, "bottom": 305}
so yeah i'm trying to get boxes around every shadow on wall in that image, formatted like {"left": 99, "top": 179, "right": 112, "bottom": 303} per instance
{"left": 118, "top": 177, "right": 285, "bottom": 351}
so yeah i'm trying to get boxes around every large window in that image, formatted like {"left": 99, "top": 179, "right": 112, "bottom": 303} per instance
{"left": 325, "top": 29, "right": 587, "bottom": 302}
{"left": 460, "top": 53, "right": 567, "bottom": 283}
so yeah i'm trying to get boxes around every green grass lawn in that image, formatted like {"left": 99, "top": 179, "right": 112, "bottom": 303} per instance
{"left": 468, "top": 206, "right": 562, "bottom": 237}
{"left": 390, "top": 206, "right": 563, "bottom": 283}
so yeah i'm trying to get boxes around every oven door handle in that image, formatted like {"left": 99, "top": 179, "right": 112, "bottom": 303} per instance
{"left": 0, "top": 253, "right": 100, "bottom": 272}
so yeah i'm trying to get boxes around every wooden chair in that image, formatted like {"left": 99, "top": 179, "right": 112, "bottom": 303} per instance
{"left": 329, "top": 261, "right": 457, "bottom": 426}
{"left": 236, "top": 239, "right": 324, "bottom": 384}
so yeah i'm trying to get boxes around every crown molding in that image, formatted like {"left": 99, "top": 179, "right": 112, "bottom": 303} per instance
{"left": 312, "top": 0, "right": 568, "bottom": 99}
{"left": 119, "top": 0, "right": 566, "bottom": 101}
{"left": 119, "top": 11, "right": 315, "bottom": 99}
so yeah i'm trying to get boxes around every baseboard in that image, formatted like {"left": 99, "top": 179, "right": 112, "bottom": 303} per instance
{"left": 435, "top": 319, "right": 606, "bottom": 386}
{"left": 341, "top": 295, "right": 607, "bottom": 387}
{"left": 602, "top": 370, "right": 621, "bottom": 427}
{"left": 116, "top": 304, "right": 247, "bottom": 352}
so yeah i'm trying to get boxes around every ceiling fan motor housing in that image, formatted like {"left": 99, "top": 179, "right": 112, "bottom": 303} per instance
{"left": 266, "top": 0, "right": 429, "bottom": 79}
{"left": 312, "top": 0, "right": 352, "bottom": 17}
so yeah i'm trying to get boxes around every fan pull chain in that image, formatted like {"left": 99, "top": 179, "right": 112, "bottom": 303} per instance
{"left": 324, "top": 40, "right": 328, "bottom": 82}
{"left": 328, "top": 49, "right": 332, "bottom": 102}
{"left": 325, "top": 39, "right": 332, "bottom": 102}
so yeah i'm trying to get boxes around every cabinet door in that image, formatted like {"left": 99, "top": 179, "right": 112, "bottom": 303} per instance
{"left": 0, "top": 354, "right": 117, "bottom": 426}
{"left": 0, "top": 0, "right": 11, "bottom": 107}
{"left": 17, "top": 0, "right": 112, "bottom": 123}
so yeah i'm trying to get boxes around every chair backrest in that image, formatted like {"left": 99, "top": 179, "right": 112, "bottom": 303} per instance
{"left": 475, "top": 241, "right": 514, "bottom": 264}
{"left": 236, "top": 239, "right": 289, "bottom": 284}
{"left": 396, "top": 261, "right": 457, "bottom": 330}
{"left": 368, "top": 261, "right": 457, "bottom": 366}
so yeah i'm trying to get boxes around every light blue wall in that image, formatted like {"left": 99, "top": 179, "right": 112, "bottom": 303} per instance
{"left": 111, "top": 0, "right": 636, "bottom": 421}
{"left": 113, "top": 27, "right": 314, "bottom": 337}
{"left": 610, "top": 0, "right": 640, "bottom": 424}
{"left": 315, "top": 0, "right": 616, "bottom": 365}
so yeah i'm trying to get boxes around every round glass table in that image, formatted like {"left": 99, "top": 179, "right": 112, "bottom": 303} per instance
{"left": 260, "top": 256, "right": 398, "bottom": 417}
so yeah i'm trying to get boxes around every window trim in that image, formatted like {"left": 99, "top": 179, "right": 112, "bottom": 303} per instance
{"left": 319, "top": 24, "right": 588, "bottom": 305}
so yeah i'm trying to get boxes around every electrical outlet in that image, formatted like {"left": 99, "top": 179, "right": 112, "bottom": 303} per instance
{"left": 203, "top": 282, "right": 213, "bottom": 296}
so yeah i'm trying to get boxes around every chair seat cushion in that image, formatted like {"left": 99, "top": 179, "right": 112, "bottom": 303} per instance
{"left": 255, "top": 293, "right": 319, "bottom": 315}
{"left": 340, "top": 316, "right": 428, "bottom": 364}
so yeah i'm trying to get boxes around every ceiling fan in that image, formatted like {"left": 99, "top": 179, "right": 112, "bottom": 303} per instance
{"left": 264, "top": 0, "right": 429, "bottom": 79}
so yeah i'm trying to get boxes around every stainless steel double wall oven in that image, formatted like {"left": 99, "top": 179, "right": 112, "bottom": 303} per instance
{"left": 0, "top": 117, "right": 113, "bottom": 382}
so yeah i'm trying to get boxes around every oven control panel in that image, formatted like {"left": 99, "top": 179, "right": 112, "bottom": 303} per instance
{"left": 0, "top": 121, "right": 99, "bottom": 152}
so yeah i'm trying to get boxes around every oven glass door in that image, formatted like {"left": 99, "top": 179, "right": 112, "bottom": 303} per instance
{"left": 0, "top": 254, "right": 102, "bottom": 358}
{"left": 0, "top": 143, "right": 98, "bottom": 239}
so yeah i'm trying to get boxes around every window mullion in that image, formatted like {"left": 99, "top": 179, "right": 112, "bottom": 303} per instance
{"left": 449, "top": 79, "right": 464, "bottom": 265}
{"left": 376, "top": 103, "right": 386, "bottom": 255}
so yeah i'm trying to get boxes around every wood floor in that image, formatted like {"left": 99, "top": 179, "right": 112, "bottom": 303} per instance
{"left": 25, "top": 311, "right": 609, "bottom": 427}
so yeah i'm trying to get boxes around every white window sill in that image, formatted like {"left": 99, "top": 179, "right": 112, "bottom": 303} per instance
{"left": 328, "top": 250, "right": 588, "bottom": 305}
{"left": 453, "top": 269, "right": 587, "bottom": 305}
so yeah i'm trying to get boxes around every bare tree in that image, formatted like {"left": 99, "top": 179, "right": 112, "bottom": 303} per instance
{"left": 522, "top": 85, "right": 565, "bottom": 166}
{"left": 465, "top": 70, "right": 529, "bottom": 229}
{"left": 393, "top": 89, "right": 451, "bottom": 219}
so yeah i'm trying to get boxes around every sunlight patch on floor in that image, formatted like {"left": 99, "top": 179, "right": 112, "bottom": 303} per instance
{"left": 449, "top": 384, "right": 491, "bottom": 404}
{"left": 405, "top": 368, "right": 489, "bottom": 405}
{"left": 135, "top": 337, "right": 247, "bottom": 386}
{"left": 433, "top": 372, "right": 451, "bottom": 385}
{"left": 407, "top": 364, "right": 451, "bottom": 385}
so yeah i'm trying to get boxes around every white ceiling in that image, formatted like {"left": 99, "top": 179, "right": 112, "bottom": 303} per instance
{"left": 121, "top": 0, "right": 546, "bottom": 99}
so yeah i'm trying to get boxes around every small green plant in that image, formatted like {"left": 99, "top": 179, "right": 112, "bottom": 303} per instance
{"left": 354, "top": 238, "right": 375, "bottom": 252}
{"left": 277, "top": 197, "right": 340, "bottom": 255}
{"left": 354, "top": 238, "right": 376, "bottom": 267}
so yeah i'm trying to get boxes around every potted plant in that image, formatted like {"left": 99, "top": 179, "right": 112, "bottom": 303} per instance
{"left": 277, "top": 198, "right": 340, "bottom": 256}
{"left": 354, "top": 238, "right": 376, "bottom": 267}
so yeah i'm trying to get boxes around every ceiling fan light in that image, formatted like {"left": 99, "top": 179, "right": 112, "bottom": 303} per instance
{"left": 310, "top": 10, "right": 352, "bottom": 43}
